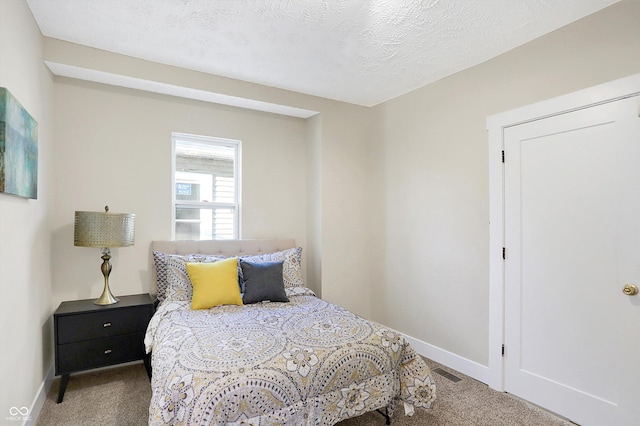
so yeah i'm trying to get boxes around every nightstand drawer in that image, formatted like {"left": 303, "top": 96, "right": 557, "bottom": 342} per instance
{"left": 57, "top": 332, "right": 146, "bottom": 373}
{"left": 57, "top": 306, "right": 150, "bottom": 344}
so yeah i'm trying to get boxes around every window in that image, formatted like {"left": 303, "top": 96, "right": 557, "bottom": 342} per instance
{"left": 172, "top": 133, "right": 241, "bottom": 240}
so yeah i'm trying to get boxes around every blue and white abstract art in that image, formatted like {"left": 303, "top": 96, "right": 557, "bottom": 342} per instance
{"left": 0, "top": 87, "right": 38, "bottom": 199}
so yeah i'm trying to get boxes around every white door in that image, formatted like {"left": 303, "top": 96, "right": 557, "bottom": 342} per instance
{"left": 503, "top": 95, "right": 640, "bottom": 426}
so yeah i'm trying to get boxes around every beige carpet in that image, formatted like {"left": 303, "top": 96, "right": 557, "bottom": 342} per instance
{"left": 36, "top": 359, "right": 572, "bottom": 425}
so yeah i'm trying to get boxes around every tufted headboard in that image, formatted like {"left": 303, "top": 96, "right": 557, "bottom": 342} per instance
{"left": 150, "top": 239, "right": 297, "bottom": 296}
{"left": 152, "top": 239, "right": 296, "bottom": 256}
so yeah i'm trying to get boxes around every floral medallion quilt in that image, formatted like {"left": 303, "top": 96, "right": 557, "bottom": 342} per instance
{"left": 145, "top": 287, "right": 436, "bottom": 425}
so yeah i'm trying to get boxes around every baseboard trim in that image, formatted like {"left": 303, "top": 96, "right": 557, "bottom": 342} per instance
{"left": 24, "top": 362, "right": 54, "bottom": 426}
{"left": 400, "top": 331, "right": 490, "bottom": 385}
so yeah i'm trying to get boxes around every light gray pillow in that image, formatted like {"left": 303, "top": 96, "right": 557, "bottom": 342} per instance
{"left": 154, "top": 252, "right": 227, "bottom": 302}
{"left": 239, "top": 247, "right": 304, "bottom": 288}
{"left": 240, "top": 260, "right": 289, "bottom": 304}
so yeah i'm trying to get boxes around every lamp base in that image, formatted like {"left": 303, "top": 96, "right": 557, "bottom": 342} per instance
{"left": 95, "top": 288, "right": 119, "bottom": 305}
{"left": 94, "top": 250, "right": 119, "bottom": 305}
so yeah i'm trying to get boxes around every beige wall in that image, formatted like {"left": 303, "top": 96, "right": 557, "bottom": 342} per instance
{"left": 0, "top": 0, "right": 55, "bottom": 417}
{"left": 43, "top": 39, "right": 374, "bottom": 317}
{"left": 306, "top": 114, "right": 323, "bottom": 297}
{"left": 370, "top": 0, "right": 640, "bottom": 365}
{"left": 51, "top": 79, "right": 310, "bottom": 302}
{"left": 318, "top": 105, "right": 374, "bottom": 318}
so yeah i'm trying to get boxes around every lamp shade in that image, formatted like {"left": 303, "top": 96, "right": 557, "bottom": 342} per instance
{"left": 74, "top": 209, "right": 135, "bottom": 248}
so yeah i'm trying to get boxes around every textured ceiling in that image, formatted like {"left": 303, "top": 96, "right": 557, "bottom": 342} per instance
{"left": 27, "top": 0, "right": 619, "bottom": 107}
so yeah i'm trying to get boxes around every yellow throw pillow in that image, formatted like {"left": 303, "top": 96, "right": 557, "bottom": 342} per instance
{"left": 186, "top": 258, "right": 243, "bottom": 310}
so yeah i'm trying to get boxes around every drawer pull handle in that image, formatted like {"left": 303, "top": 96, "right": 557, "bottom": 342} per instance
{"left": 103, "top": 322, "right": 112, "bottom": 327}
{"left": 104, "top": 349, "right": 112, "bottom": 354}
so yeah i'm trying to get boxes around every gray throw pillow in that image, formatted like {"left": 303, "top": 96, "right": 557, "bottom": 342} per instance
{"left": 240, "top": 260, "right": 289, "bottom": 304}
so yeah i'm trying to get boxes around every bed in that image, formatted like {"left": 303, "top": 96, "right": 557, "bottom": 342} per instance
{"left": 145, "top": 239, "right": 436, "bottom": 425}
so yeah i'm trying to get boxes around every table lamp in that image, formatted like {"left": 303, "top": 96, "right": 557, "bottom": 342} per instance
{"left": 74, "top": 206, "right": 136, "bottom": 305}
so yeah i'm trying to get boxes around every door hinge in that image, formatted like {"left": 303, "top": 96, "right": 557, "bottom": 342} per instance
{"left": 501, "top": 150, "right": 505, "bottom": 163}
{"left": 502, "top": 344, "right": 505, "bottom": 357}
{"left": 502, "top": 247, "right": 506, "bottom": 259}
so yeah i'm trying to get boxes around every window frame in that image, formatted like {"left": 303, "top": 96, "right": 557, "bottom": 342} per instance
{"left": 171, "top": 132, "right": 242, "bottom": 240}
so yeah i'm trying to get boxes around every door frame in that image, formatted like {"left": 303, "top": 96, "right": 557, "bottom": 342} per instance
{"left": 486, "top": 73, "right": 640, "bottom": 391}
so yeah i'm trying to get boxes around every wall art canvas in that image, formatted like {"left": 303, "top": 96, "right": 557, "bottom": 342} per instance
{"left": 0, "top": 87, "right": 38, "bottom": 199}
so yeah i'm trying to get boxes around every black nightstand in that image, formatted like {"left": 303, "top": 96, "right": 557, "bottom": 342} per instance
{"left": 53, "top": 293, "right": 154, "bottom": 403}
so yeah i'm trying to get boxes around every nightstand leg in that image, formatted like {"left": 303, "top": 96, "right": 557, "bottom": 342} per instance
{"left": 57, "top": 374, "right": 70, "bottom": 403}
{"left": 144, "top": 354, "right": 152, "bottom": 379}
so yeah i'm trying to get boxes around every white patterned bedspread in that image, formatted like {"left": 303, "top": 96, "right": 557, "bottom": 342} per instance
{"left": 145, "top": 287, "right": 436, "bottom": 425}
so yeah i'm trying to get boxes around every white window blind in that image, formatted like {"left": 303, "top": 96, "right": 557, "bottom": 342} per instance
{"left": 172, "top": 133, "right": 241, "bottom": 240}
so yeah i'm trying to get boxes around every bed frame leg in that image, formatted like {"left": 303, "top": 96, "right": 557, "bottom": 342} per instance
{"left": 376, "top": 407, "right": 391, "bottom": 425}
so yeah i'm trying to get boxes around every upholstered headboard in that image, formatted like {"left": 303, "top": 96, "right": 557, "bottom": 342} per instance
{"left": 152, "top": 239, "right": 296, "bottom": 256}
{"left": 150, "top": 239, "right": 297, "bottom": 297}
